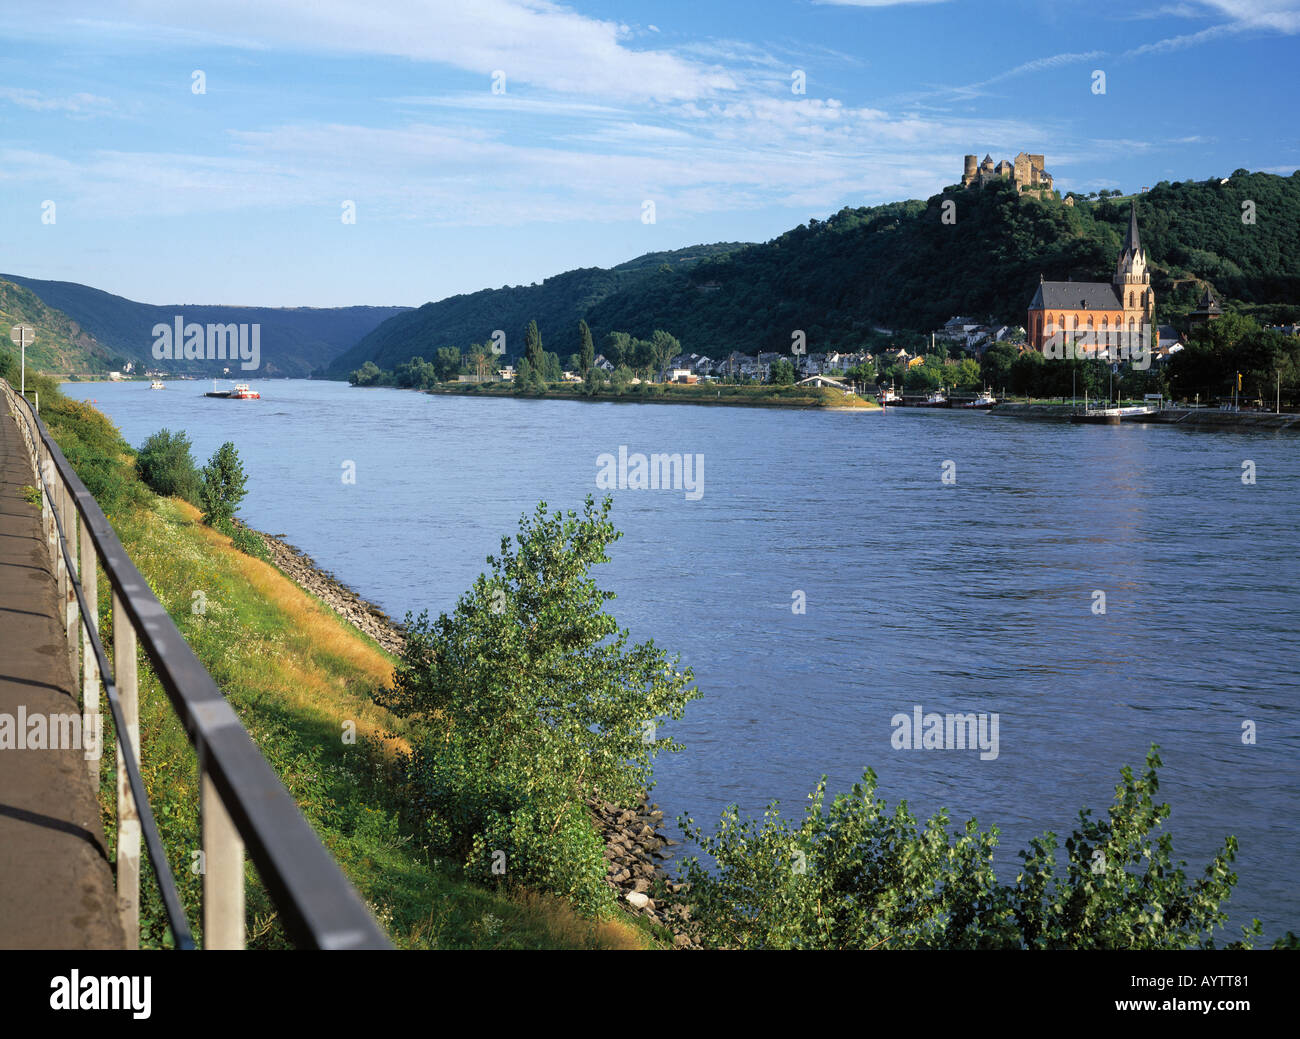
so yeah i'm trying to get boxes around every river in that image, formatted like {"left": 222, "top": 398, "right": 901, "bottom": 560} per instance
{"left": 65, "top": 377, "right": 1300, "bottom": 939}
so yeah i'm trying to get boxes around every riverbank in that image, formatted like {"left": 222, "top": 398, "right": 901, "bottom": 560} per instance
{"left": 424, "top": 381, "right": 877, "bottom": 410}
{"left": 990, "top": 402, "right": 1300, "bottom": 429}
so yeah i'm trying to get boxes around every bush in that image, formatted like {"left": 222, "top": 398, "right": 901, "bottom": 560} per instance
{"left": 137, "top": 429, "right": 201, "bottom": 504}
{"left": 678, "top": 747, "right": 1260, "bottom": 950}
{"left": 213, "top": 516, "right": 270, "bottom": 562}
{"left": 375, "top": 496, "right": 699, "bottom": 912}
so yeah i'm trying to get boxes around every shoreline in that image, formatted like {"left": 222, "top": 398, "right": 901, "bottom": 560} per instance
{"left": 424, "top": 384, "right": 877, "bottom": 411}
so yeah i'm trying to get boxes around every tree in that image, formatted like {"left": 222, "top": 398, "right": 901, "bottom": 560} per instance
{"left": 433, "top": 346, "right": 462, "bottom": 383}
{"left": 769, "top": 358, "right": 796, "bottom": 385}
{"left": 199, "top": 442, "right": 249, "bottom": 526}
{"left": 578, "top": 320, "right": 595, "bottom": 374}
{"left": 349, "top": 360, "right": 383, "bottom": 386}
{"left": 649, "top": 329, "right": 681, "bottom": 376}
{"left": 981, "top": 342, "right": 1018, "bottom": 391}
{"left": 374, "top": 497, "right": 699, "bottom": 913}
{"left": 603, "top": 331, "right": 631, "bottom": 368}
{"left": 948, "top": 357, "right": 982, "bottom": 389}
{"left": 136, "top": 429, "right": 201, "bottom": 504}
{"left": 525, "top": 319, "right": 544, "bottom": 371}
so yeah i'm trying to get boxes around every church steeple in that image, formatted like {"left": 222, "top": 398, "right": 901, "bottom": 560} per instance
{"left": 1115, "top": 199, "right": 1148, "bottom": 284}
{"left": 1123, "top": 198, "right": 1142, "bottom": 258}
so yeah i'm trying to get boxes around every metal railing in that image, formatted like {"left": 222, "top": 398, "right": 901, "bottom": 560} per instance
{"left": 2, "top": 379, "right": 390, "bottom": 950}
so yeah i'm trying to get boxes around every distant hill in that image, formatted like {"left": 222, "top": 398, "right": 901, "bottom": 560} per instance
{"left": 323, "top": 242, "right": 748, "bottom": 377}
{"left": 332, "top": 169, "right": 1300, "bottom": 372}
{"left": 0, "top": 275, "right": 409, "bottom": 378}
{"left": 1, "top": 278, "right": 114, "bottom": 375}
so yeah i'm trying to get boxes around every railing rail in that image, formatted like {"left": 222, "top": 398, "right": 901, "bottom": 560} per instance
{"left": 2, "top": 379, "right": 390, "bottom": 950}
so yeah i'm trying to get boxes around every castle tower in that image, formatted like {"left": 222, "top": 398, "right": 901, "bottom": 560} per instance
{"left": 963, "top": 154, "right": 977, "bottom": 186}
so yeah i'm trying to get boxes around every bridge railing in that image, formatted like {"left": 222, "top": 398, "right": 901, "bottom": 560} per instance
{"left": 1, "top": 379, "right": 390, "bottom": 950}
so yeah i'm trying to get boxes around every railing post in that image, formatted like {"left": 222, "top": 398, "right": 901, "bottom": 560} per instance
{"left": 81, "top": 519, "right": 101, "bottom": 784}
{"left": 61, "top": 479, "right": 80, "bottom": 689}
{"left": 201, "top": 766, "right": 246, "bottom": 949}
{"left": 112, "top": 590, "right": 141, "bottom": 950}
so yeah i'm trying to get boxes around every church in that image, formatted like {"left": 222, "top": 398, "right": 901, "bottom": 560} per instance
{"left": 1027, "top": 201, "right": 1154, "bottom": 356}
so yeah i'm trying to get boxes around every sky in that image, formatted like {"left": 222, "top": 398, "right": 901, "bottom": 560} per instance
{"left": 0, "top": 0, "right": 1297, "bottom": 307}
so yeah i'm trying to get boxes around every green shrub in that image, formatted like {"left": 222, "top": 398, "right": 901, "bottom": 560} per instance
{"left": 213, "top": 516, "right": 270, "bottom": 561}
{"left": 375, "top": 496, "right": 699, "bottom": 913}
{"left": 137, "top": 428, "right": 201, "bottom": 504}
{"left": 679, "top": 747, "right": 1261, "bottom": 950}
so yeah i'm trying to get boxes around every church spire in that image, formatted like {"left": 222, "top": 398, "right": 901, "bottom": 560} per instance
{"left": 1123, "top": 199, "right": 1142, "bottom": 259}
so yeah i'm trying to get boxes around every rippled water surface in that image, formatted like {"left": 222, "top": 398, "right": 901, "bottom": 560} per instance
{"left": 67, "top": 378, "right": 1300, "bottom": 937}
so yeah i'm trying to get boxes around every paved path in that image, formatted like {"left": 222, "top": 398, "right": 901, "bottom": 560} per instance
{"left": 0, "top": 404, "right": 123, "bottom": 949}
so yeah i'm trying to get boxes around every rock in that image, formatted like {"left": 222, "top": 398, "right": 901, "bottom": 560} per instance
{"left": 625, "top": 891, "right": 649, "bottom": 909}
{"left": 673, "top": 933, "right": 692, "bottom": 949}
{"left": 631, "top": 878, "right": 651, "bottom": 893}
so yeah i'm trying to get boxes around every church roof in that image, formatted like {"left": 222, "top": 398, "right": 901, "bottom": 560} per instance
{"left": 1029, "top": 280, "right": 1124, "bottom": 311}
{"left": 1193, "top": 288, "right": 1222, "bottom": 313}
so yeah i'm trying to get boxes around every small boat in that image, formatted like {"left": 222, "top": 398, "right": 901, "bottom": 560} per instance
{"left": 916, "top": 389, "right": 949, "bottom": 408}
{"left": 962, "top": 390, "right": 996, "bottom": 409}
{"left": 878, "top": 385, "right": 901, "bottom": 406}
{"left": 150, "top": 380, "right": 166, "bottom": 390}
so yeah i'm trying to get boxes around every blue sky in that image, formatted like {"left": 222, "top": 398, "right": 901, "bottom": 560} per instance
{"left": 1, "top": 0, "right": 1296, "bottom": 307}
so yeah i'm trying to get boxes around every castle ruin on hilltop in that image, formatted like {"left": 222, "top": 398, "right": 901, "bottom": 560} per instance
{"left": 962, "top": 152, "right": 1054, "bottom": 196}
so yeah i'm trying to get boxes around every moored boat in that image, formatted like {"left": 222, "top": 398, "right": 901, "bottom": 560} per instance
{"left": 963, "top": 389, "right": 996, "bottom": 409}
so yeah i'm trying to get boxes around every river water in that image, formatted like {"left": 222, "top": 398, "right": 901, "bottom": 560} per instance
{"left": 65, "top": 378, "right": 1300, "bottom": 938}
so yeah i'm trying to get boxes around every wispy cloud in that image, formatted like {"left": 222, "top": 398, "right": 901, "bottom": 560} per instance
{"left": 0, "top": 86, "right": 114, "bottom": 114}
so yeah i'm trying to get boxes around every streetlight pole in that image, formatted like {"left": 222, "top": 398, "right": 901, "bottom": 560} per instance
{"left": 10, "top": 324, "right": 34, "bottom": 397}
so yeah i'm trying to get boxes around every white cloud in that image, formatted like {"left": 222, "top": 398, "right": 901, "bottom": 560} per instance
{"left": 0, "top": 87, "right": 114, "bottom": 114}
{"left": 7, "top": 0, "right": 738, "bottom": 102}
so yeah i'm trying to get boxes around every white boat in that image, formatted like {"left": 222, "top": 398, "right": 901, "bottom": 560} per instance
{"left": 150, "top": 380, "right": 165, "bottom": 389}
{"left": 963, "top": 389, "right": 996, "bottom": 409}
{"left": 878, "top": 384, "right": 902, "bottom": 405}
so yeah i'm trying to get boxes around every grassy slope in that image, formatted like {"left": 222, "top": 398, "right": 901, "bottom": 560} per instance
{"left": 1, "top": 278, "right": 114, "bottom": 375}
{"left": 4, "top": 359, "right": 652, "bottom": 949}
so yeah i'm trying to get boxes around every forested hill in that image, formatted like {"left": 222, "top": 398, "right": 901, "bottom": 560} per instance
{"left": 332, "top": 169, "right": 1300, "bottom": 368}
{"left": 0, "top": 278, "right": 114, "bottom": 375}
{"left": 0, "top": 274, "right": 408, "bottom": 378}
{"left": 323, "top": 242, "right": 747, "bottom": 376}
{"left": 582, "top": 170, "right": 1300, "bottom": 355}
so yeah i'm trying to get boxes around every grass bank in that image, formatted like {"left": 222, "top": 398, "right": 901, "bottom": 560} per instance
{"left": 2, "top": 358, "right": 655, "bottom": 949}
